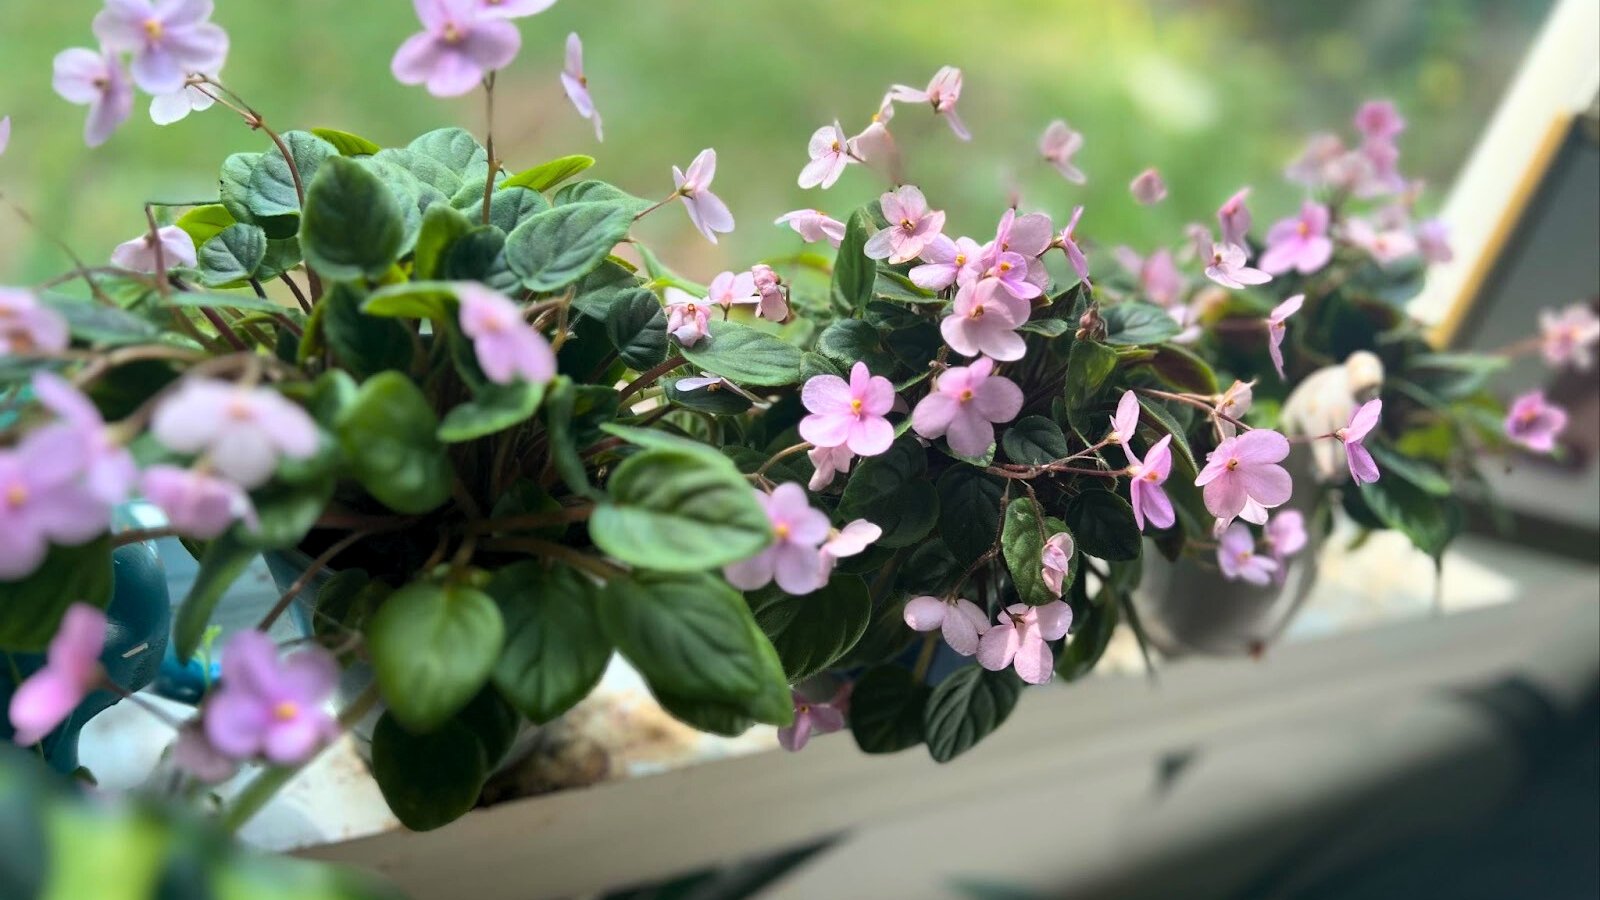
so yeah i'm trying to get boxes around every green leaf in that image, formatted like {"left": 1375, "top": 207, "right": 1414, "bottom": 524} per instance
{"left": 837, "top": 435, "right": 940, "bottom": 548}
{"left": 750, "top": 575, "right": 871, "bottom": 681}
{"left": 551, "top": 179, "right": 652, "bottom": 215}
{"left": 590, "top": 447, "right": 770, "bottom": 571}
{"left": 1063, "top": 339, "right": 1119, "bottom": 419}
{"left": 437, "top": 380, "right": 547, "bottom": 443}
{"left": 654, "top": 693, "right": 755, "bottom": 737}
{"left": 817, "top": 319, "right": 894, "bottom": 374}
{"left": 664, "top": 375, "right": 752, "bottom": 414}
{"left": 0, "top": 538, "right": 113, "bottom": 653}
{"left": 334, "top": 371, "right": 454, "bottom": 514}
{"left": 1017, "top": 318, "right": 1071, "bottom": 338}
{"left": 248, "top": 131, "right": 337, "bottom": 221}
{"left": 300, "top": 156, "right": 406, "bottom": 281}
{"left": 1103, "top": 301, "right": 1181, "bottom": 346}
{"left": 936, "top": 468, "right": 1005, "bottom": 564}
{"left": 172, "top": 532, "right": 255, "bottom": 661}
{"left": 1358, "top": 474, "right": 1461, "bottom": 560}
{"left": 1143, "top": 344, "right": 1219, "bottom": 395}
{"left": 541, "top": 376, "right": 594, "bottom": 498}
{"left": 412, "top": 204, "right": 473, "bottom": 281}
{"left": 310, "top": 127, "right": 381, "bottom": 157}
{"left": 1367, "top": 443, "right": 1452, "bottom": 497}
{"left": 1002, "top": 498, "right": 1074, "bottom": 605}
{"left": 598, "top": 572, "right": 793, "bottom": 726}
{"left": 506, "top": 202, "right": 633, "bottom": 292}
{"left": 320, "top": 283, "right": 412, "bottom": 378}
{"left": 239, "top": 474, "right": 336, "bottom": 551}
{"left": 502, "top": 155, "right": 595, "bottom": 192}
{"left": 407, "top": 127, "right": 489, "bottom": 185}
{"left": 1001, "top": 416, "right": 1070, "bottom": 465}
{"left": 923, "top": 666, "right": 1022, "bottom": 763}
{"left": 368, "top": 582, "right": 505, "bottom": 733}
{"left": 370, "top": 712, "right": 488, "bottom": 831}
{"left": 830, "top": 209, "right": 877, "bottom": 314}
{"left": 570, "top": 260, "right": 648, "bottom": 320}
{"left": 488, "top": 561, "right": 612, "bottom": 724}
{"left": 849, "top": 665, "right": 929, "bottom": 754}
{"left": 38, "top": 295, "right": 161, "bottom": 346}
{"left": 1059, "top": 598, "right": 1119, "bottom": 681}
{"left": 309, "top": 570, "right": 389, "bottom": 646}
{"left": 678, "top": 319, "right": 804, "bottom": 386}
{"left": 603, "top": 288, "right": 667, "bottom": 370}
{"left": 443, "top": 227, "right": 519, "bottom": 294}
{"left": 1064, "top": 489, "right": 1142, "bottom": 561}
{"left": 175, "top": 203, "right": 237, "bottom": 248}
{"left": 1134, "top": 396, "right": 1199, "bottom": 473}
{"left": 360, "top": 281, "right": 460, "bottom": 319}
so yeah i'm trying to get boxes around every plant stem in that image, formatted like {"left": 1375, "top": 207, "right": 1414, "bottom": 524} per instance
{"left": 112, "top": 527, "right": 177, "bottom": 547}
{"left": 479, "top": 537, "right": 627, "bottom": 581}
{"left": 753, "top": 441, "right": 810, "bottom": 478}
{"left": 1137, "top": 387, "right": 1250, "bottom": 432}
{"left": 480, "top": 73, "right": 498, "bottom": 226}
{"left": 467, "top": 504, "right": 594, "bottom": 534}
{"left": 911, "top": 634, "right": 939, "bottom": 681}
{"left": 279, "top": 273, "right": 312, "bottom": 314}
{"left": 255, "top": 530, "right": 373, "bottom": 631}
{"left": 617, "top": 354, "right": 687, "bottom": 405}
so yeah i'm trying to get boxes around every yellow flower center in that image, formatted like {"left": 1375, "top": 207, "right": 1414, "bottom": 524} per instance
{"left": 959, "top": 388, "right": 974, "bottom": 402}
{"left": 774, "top": 521, "right": 791, "bottom": 539}
{"left": 900, "top": 218, "right": 915, "bottom": 231}
{"left": 830, "top": 140, "right": 842, "bottom": 153}
{"left": 850, "top": 398, "right": 864, "bottom": 415}
{"left": 1225, "top": 458, "right": 1239, "bottom": 471}
{"left": 969, "top": 305, "right": 985, "bottom": 319}
{"left": 273, "top": 701, "right": 299, "bottom": 721}
{"left": 1297, "top": 221, "right": 1311, "bottom": 237}
{"left": 998, "top": 261, "right": 1012, "bottom": 273}
{"left": 954, "top": 253, "right": 967, "bottom": 266}
{"left": 143, "top": 18, "right": 163, "bottom": 40}
{"left": 225, "top": 397, "right": 254, "bottom": 421}
{"left": 443, "top": 21, "right": 463, "bottom": 43}
{"left": 3, "top": 482, "right": 27, "bottom": 509}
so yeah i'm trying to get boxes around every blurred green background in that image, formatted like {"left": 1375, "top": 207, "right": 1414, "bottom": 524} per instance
{"left": 0, "top": 0, "right": 1551, "bottom": 286}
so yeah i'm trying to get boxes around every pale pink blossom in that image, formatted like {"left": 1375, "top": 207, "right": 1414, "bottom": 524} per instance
{"left": 1217, "top": 188, "right": 1252, "bottom": 248}
{"left": 1286, "top": 133, "right": 1346, "bottom": 187}
{"left": 1056, "top": 205, "right": 1089, "bottom": 282}
{"left": 777, "top": 686, "right": 848, "bottom": 752}
{"left": 849, "top": 93, "right": 905, "bottom": 182}
{"left": 31, "top": 372, "right": 136, "bottom": 505}
{"left": 750, "top": 264, "right": 789, "bottom": 322}
{"left": 1116, "top": 247, "right": 1183, "bottom": 306}
{"left": 172, "top": 720, "right": 238, "bottom": 783}
{"left": 674, "top": 373, "right": 725, "bottom": 392}
{"left": 1259, "top": 202, "right": 1333, "bottom": 275}
{"left": 889, "top": 66, "right": 968, "bottom": 140}
{"left": 1040, "top": 532, "right": 1075, "bottom": 598}
{"left": 798, "top": 122, "right": 855, "bottom": 190}
{"left": 1415, "top": 219, "right": 1453, "bottom": 264}
{"left": 458, "top": 283, "right": 558, "bottom": 385}
{"left": 1183, "top": 223, "right": 1214, "bottom": 263}
{"left": 1354, "top": 99, "right": 1405, "bottom": 141}
{"left": 478, "top": 0, "right": 557, "bottom": 18}
{"left": 1039, "top": 120, "right": 1085, "bottom": 183}
{"left": 0, "top": 287, "right": 69, "bottom": 357}
{"left": 150, "top": 76, "right": 217, "bottom": 125}
{"left": 8, "top": 604, "right": 105, "bottom": 746}
{"left": 1538, "top": 304, "right": 1600, "bottom": 370}
{"left": 1342, "top": 217, "right": 1417, "bottom": 266}
{"left": 1203, "top": 243, "right": 1272, "bottom": 291}
{"left": 1266, "top": 293, "right": 1304, "bottom": 379}
{"left": 392, "top": 0, "right": 520, "bottom": 98}
{"left": 940, "top": 280, "right": 1031, "bottom": 361}
{"left": 111, "top": 225, "right": 197, "bottom": 273}
{"left": 822, "top": 519, "right": 881, "bottom": 564}
{"left": 1195, "top": 429, "right": 1293, "bottom": 530}
{"left": 93, "top": 0, "right": 229, "bottom": 95}
{"left": 723, "top": 483, "right": 833, "bottom": 595}
{"left": 991, "top": 208, "right": 1055, "bottom": 258}
{"left": 0, "top": 116, "right": 11, "bottom": 156}
{"left": 204, "top": 631, "right": 339, "bottom": 765}
{"left": 560, "top": 33, "right": 602, "bottom": 141}
{"left": 1216, "top": 379, "right": 1254, "bottom": 437}
{"left": 904, "top": 595, "right": 990, "bottom": 656}
{"left": 774, "top": 209, "right": 846, "bottom": 247}
{"left": 1217, "top": 523, "right": 1276, "bottom": 585}
{"left": 911, "top": 357, "right": 1023, "bottom": 458}
{"left": 1337, "top": 399, "right": 1382, "bottom": 485}
{"left": 799, "top": 362, "right": 896, "bottom": 456}
{"left": 1130, "top": 167, "right": 1167, "bottom": 205}
{"left": 1107, "top": 390, "right": 1140, "bottom": 445}
{"left": 865, "top": 185, "right": 945, "bottom": 264}
{"left": 1264, "top": 509, "right": 1307, "bottom": 580}
{"left": 673, "top": 148, "right": 733, "bottom": 243}
{"left": 141, "top": 465, "right": 256, "bottom": 539}
{"left": 807, "top": 444, "right": 854, "bottom": 491}
{"left": 52, "top": 48, "right": 134, "bottom": 147}
{"left": 706, "top": 270, "right": 758, "bottom": 309}
{"left": 910, "top": 235, "right": 981, "bottom": 292}
{"left": 978, "top": 601, "right": 1072, "bottom": 685}
{"left": 1125, "top": 434, "right": 1175, "bottom": 531}
{"left": 150, "top": 379, "right": 319, "bottom": 489}
{"left": 664, "top": 287, "right": 711, "bottom": 348}
{"left": 1504, "top": 391, "right": 1568, "bottom": 455}
{"left": 0, "top": 427, "right": 112, "bottom": 580}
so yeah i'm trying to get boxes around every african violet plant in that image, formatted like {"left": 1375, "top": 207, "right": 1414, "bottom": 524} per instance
{"left": 2, "top": 0, "right": 1592, "bottom": 842}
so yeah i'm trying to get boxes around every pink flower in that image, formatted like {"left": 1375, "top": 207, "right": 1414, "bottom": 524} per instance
{"left": 560, "top": 33, "right": 602, "bottom": 141}
{"left": 1265, "top": 510, "right": 1307, "bottom": 583}
{"left": 674, "top": 373, "right": 725, "bottom": 392}
{"left": 1107, "top": 390, "right": 1140, "bottom": 445}
{"left": 904, "top": 595, "right": 990, "bottom": 656}
{"left": 392, "top": 0, "right": 520, "bottom": 98}
{"left": 1266, "top": 293, "right": 1304, "bottom": 379}
{"left": 1286, "top": 133, "right": 1346, "bottom": 187}
{"left": 1039, "top": 120, "right": 1086, "bottom": 183}
{"left": 1259, "top": 202, "right": 1333, "bottom": 276}
{"left": 849, "top": 93, "right": 905, "bottom": 182}
{"left": 1125, "top": 434, "right": 1175, "bottom": 531}
{"left": 991, "top": 208, "right": 1056, "bottom": 258}
{"left": 478, "top": 0, "right": 556, "bottom": 17}
{"left": 1040, "top": 532, "right": 1075, "bottom": 598}
{"left": 141, "top": 465, "right": 256, "bottom": 539}
{"left": 723, "top": 483, "right": 833, "bottom": 595}
{"left": 1196, "top": 429, "right": 1293, "bottom": 529}
{"left": 799, "top": 362, "right": 896, "bottom": 456}
{"left": 1337, "top": 399, "right": 1382, "bottom": 485}
{"left": 0, "top": 428, "right": 110, "bottom": 580}
{"left": 911, "top": 356, "right": 1023, "bottom": 458}
{"left": 457, "top": 282, "right": 557, "bottom": 385}
{"left": 910, "top": 235, "right": 981, "bottom": 292}
{"left": 750, "top": 264, "right": 789, "bottom": 321}
{"left": 1415, "top": 219, "right": 1453, "bottom": 264}
{"left": 664, "top": 288, "right": 711, "bottom": 348}
{"left": 673, "top": 148, "right": 734, "bottom": 244}
{"left": 1504, "top": 391, "right": 1568, "bottom": 454}
{"left": 1539, "top": 303, "right": 1600, "bottom": 370}
{"left": 1342, "top": 218, "right": 1417, "bottom": 266}
{"left": 1130, "top": 167, "right": 1167, "bottom": 205}
{"left": 706, "top": 270, "right": 758, "bottom": 309}
{"left": 1217, "top": 188, "right": 1252, "bottom": 248}
{"left": 1204, "top": 243, "right": 1272, "bottom": 291}
{"left": 150, "top": 379, "right": 319, "bottom": 489}
{"left": 890, "top": 66, "right": 969, "bottom": 140}
{"left": 31, "top": 372, "right": 136, "bottom": 505}
{"left": 775, "top": 209, "right": 846, "bottom": 247}
{"left": 941, "top": 280, "right": 1030, "bottom": 361}
{"left": 1217, "top": 523, "right": 1276, "bottom": 585}
{"left": 1354, "top": 99, "right": 1405, "bottom": 140}
{"left": 111, "top": 225, "right": 197, "bottom": 273}
{"left": 150, "top": 76, "right": 217, "bottom": 125}
{"left": 798, "top": 122, "right": 855, "bottom": 190}
{"left": 172, "top": 721, "right": 238, "bottom": 783}
{"left": 8, "top": 604, "right": 105, "bottom": 746}
{"left": 1116, "top": 247, "right": 1183, "bottom": 306}
{"left": 1056, "top": 205, "right": 1089, "bottom": 282}
{"left": 52, "top": 48, "right": 134, "bottom": 148}
{"left": 822, "top": 519, "right": 881, "bottom": 565}
{"left": 1217, "top": 379, "right": 1254, "bottom": 423}
{"left": 978, "top": 601, "right": 1072, "bottom": 685}
{"left": 203, "top": 630, "right": 339, "bottom": 765}
{"left": 0, "top": 287, "right": 69, "bottom": 357}
{"left": 777, "top": 687, "right": 847, "bottom": 752}
{"left": 93, "top": 0, "right": 229, "bottom": 95}
{"left": 865, "top": 185, "right": 945, "bottom": 264}
{"left": 0, "top": 116, "right": 10, "bottom": 156}
{"left": 807, "top": 444, "right": 854, "bottom": 491}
